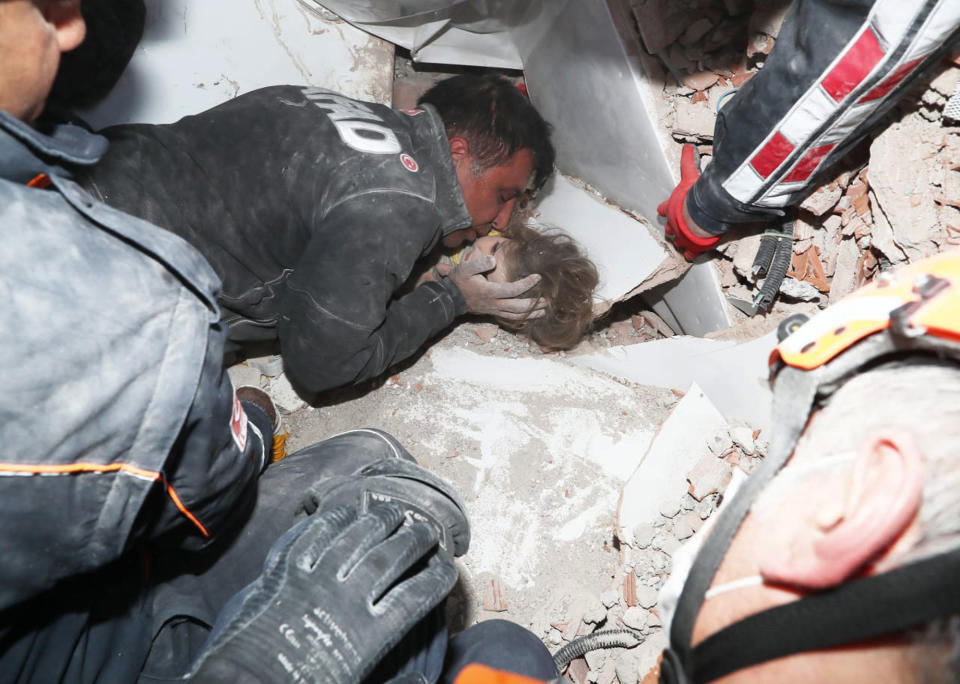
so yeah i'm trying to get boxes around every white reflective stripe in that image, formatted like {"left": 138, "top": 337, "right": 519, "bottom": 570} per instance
{"left": 724, "top": 165, "right": 764, "bottom": 204}
{"left": 821, "top": 100, "right": 881, "bottom": 145}
{"left": 722, "top": 0, "right": 936, "bottom": 205}
{"left": 779, "top": 88, "right": 838, "bottom": 150}
{"left": 871, "top": 0, "right": 924, "bottom": 49}
{"left": 912, "top": 0, "right": 960, "bottom": 57}
{"left": 726, "top": 168, "right": 804, "bottom": 206}
{"left": 754, "top": 181, "right": 806, "bottom": 207}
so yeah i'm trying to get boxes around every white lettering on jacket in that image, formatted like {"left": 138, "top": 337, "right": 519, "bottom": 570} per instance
{"left": 302, "top": 87, "right": 401, "bottom": 155}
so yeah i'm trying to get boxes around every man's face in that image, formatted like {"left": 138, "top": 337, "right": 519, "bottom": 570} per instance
{"left": 444, "top": 145, "right": 534, "bottom": 248}
{"left": 0, "top": 0, "right": 85, "bottom": 122}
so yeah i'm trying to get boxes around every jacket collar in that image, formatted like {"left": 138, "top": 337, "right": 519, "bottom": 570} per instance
{"left": 0, "top": 110, "right": 107, "bottom": 184}
{"left": 410, "top": 104, "right": 472, "bottom": 235}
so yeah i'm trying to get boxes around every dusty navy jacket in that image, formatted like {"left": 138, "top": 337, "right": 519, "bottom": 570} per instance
{"left": 0, "top": 110, "right": 262, "bottom": 681}
{"left": 78, "top": 86, "right": 471, "bottom": 395}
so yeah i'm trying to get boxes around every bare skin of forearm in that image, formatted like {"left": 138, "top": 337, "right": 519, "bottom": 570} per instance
{"left": 682, "top": 197, "right": 714, "bottom": 238}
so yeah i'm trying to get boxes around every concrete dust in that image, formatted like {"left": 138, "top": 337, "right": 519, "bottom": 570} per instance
{"left": 275, "top": 322, "right": 678, "bottom": 643}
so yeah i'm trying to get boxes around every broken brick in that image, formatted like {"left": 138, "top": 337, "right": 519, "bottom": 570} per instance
{"left": 787, "top": 246, "right": 831, "bottom": 293}
{"left": 624, "top": 570, "right": 637, "bottom": 607}
{"left": 731, "top": 70, "right": 754, "bottom": 87}
{"left": 473, "top": 323, "right": 499, "bottom": 343}
{"left": 682, "top": 69, "right": 721, "bottom": 91}
{"left": 482, "top": 577, "right": 508, "bottom": 612}
{"left": 567, "top": 658, "right": 590, "bottom": 684}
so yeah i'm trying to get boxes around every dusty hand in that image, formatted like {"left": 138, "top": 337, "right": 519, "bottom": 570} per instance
{"left": 189, "top": 505, "right": 458, "bottom": 684}
{"left": 437, "top": 256, "right": 545, "bottom": 321}
{"left": 657, "top": 145, "right": 719, "bottom": 260}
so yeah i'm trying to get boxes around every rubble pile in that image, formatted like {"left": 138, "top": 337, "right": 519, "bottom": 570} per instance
{"left": 546, "top": 423, "right": 765, "bottom": 683}
{"left": 632, "top": 0, "right": 960, "bottom": 314}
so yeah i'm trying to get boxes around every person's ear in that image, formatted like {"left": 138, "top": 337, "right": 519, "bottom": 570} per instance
{"left": 449, "top": 136, "right": 470, "bottom": 165}
{"left": 40, "top": 0, "right": 86, "bottom": 53}
{"left": 759, "top": 429, "right": 924, "bottom": 590}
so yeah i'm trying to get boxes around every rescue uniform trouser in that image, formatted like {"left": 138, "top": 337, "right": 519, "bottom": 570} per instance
{"left": 143, "top": 430, "right": 557, "bottom": 683}
{"left": 690, "top": 0, "right": 960, "bottom": 234}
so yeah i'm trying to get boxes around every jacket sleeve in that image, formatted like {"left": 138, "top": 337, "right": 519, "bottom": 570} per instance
{"left": 689, "top": 0, "right": 960, "bottom": 234}
{"left": 134, "top": 319, "right": 263, "bottom": 552}
{"left": 278, "top": 192, "right": 465, "bottom": 395}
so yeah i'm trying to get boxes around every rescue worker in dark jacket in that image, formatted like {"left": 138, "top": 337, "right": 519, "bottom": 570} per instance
{"left": 0, "top": 2, "right": 492, "bottom": 682}
{"left": 76, "top": 75, "right": 556, "bottom": 396}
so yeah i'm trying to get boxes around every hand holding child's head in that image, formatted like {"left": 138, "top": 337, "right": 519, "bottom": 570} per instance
{"left": 485, "top": 223, "right": 598, "bottom": 349}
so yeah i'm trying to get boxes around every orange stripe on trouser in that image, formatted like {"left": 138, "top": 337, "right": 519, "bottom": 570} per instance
{"left": 454, "top": 664, "right": 546, "bottom": 684}
{"left": 0, "top": 462, "right": 210, "bottom": 537}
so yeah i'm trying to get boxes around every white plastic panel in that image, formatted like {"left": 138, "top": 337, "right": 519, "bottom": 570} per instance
{"left": 79, "top": 0, "right": 393, "bottom": 128}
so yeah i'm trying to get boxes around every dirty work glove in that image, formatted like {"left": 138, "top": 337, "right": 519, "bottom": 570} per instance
{"left": 190, "top": 504, "right": 458, "bottom": 684}
{"left": 657, "top": 145, "right": 720, "bottom": 260}
{"left": 436, "top": 256, "right": 545, "bottom": 322}
{"left": 302, "top": 457, "right": 471, "bottom": 557}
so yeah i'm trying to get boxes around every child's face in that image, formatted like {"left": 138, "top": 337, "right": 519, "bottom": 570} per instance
{"left": 460, "top": 236, "right": 511, "bottom": 283}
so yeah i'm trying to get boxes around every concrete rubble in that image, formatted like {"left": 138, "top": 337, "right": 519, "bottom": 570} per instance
{"left": 635, "top": 0, "right": 960, "bottom": 318}
{"left": 546, "top": 387, "right": 763, "bottom": 682}
{"left": 237, "top": 319, "right": 765, "bottom": 684}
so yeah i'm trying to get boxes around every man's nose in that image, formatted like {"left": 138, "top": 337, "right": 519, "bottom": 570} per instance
{"left": 492, "top": 199, "right": 516, "bottom": 231}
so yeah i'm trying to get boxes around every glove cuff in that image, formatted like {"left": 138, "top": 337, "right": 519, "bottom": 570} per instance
{"left": 673, "top": 198, "right": 720, "bottom": 248}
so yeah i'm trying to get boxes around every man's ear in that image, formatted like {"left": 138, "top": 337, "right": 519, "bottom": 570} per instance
{"left": 41, "top": 0, "right": 86, "bottom": 53}
{"left": 449, "top": 136, "right": 470, "bottom": 165}
{"left": 759, "top": 429, "right": 924, "bottom": 590}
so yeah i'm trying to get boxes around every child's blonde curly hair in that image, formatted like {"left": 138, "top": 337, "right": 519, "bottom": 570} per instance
{"left": 497, "top": 223, "right": 599, "bottom": 350}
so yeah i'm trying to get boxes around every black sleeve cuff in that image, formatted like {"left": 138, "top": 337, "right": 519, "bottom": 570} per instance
{"left": 425, "top": 277, "right": 467, "bottom": 318}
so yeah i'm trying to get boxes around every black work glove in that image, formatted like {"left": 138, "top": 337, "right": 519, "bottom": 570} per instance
{"left": 190, "top": 504, "right": 458, "bottom": 683}
{"left": 436, "top": 256, "right": 545, "bottom": 322}
{"left": 302, "top": 457, "right": 471, "bottom": 557}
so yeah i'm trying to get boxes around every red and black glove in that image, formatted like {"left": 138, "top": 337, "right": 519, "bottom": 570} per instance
{"left": 657, "top": 145, "right": 720, "bottom": 260}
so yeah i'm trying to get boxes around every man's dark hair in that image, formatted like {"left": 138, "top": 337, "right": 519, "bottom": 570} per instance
{"left": 418, "top": 74, "right": 556, "bottom": 193}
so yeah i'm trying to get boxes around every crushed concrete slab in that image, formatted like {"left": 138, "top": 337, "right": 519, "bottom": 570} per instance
{"left": 869, "top": 111, "right": 948, "bottom": 261}
{"left": 622, "top": 606, "right": 648, "bottom": 631}
{"left": 634, "top": 585, "right": 659, "bottom": 610}
{"left": 601, "top": 588, "right": 621, "bottom": 609}
{"left": 616, "top": 655, "right": 640, "bottom": 684}
{"left": 532, "top": 173, "right": 669, "bottom": 308}
{"left": 659, "top": 500, "right": 682, "bottom": 519}
{"left": 673, "top": 100, "right": 717, "bottom": 141}
{"left": 687, "top": 451, "right": 733, "bottom": 501}
{"left": 572, "top": 332, "right": 777, "bottom": 433}
{"left": 780, "top": 277, "right": 821, "bottom": 301}
{"left": 616, "top": 384, "right": 728, "bottom": 546}
{"left": 267, "top": 372, "right": 306, "bottom": 412}
{"left": 227, "top": 363, "right": 263, "bottom": 390}
{"left": 729, "top": 425, "right": 755, "bottom": 455}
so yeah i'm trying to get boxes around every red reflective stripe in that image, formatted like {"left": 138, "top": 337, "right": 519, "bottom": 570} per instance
{"left": 749, "top": 132, "right": 796, "bottom": 179}
{"left": 821, "top": 28, "right": 885, "bottom": 102}
{"left": 783, "top": 143, "right": 836, "bottom": 183}
{"left": 858, "top": 56, "right": 924, "bottom": 103}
